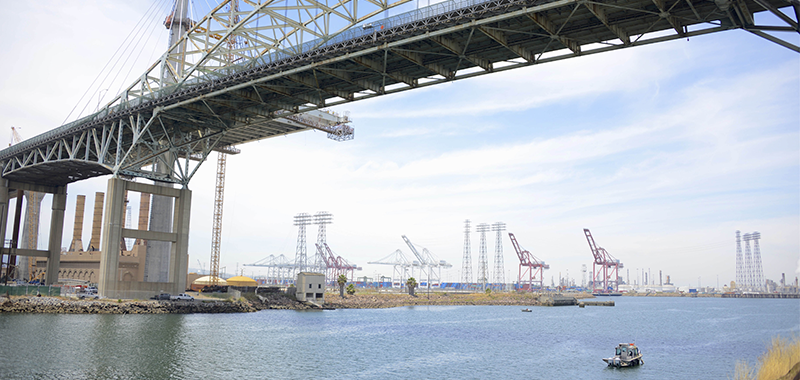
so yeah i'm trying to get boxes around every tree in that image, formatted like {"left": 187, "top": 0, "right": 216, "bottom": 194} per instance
{"left": 406, "top": 277, "right": 417, "bottom": 297}
{"left": 337, "top": 274, "right": 348, "bottom": 298}
{"left": 346, "top": 283, "right": 356, "bottom": 295}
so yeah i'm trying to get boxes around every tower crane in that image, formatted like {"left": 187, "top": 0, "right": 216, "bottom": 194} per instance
{"left": 583, "top": 228, "right": 623, "bottom": 293}
{"left": 508, "top": 232, "right": 549, "bottom": 291}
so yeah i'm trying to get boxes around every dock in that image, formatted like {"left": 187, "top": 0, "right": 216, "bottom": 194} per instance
{"left": 578, "top": 301, "right": 615, "bottom": 307}
{"left": 720, "top": 293, "right": 800, "bottom": 299}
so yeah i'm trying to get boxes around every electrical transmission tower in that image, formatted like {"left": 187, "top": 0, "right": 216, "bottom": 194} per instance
{"left": 751, "top": 232, "right": 764, "bottom": 291}
{"left": 476, "top": 223, "right": 490, "bottom": 290}
{"left": 735, "top": 231, "right": 744, "bottom": 289}
{"left": 313, "top": 212, "right": 333, "bottom": 273}
{"left": 743, "top": 232, "right": 754, "bottom": 290}
{"left": 743, "top": 232, "right": 764, "bottom": 291}
{"left": 492, "top": 222, "right": 506, "bottom": 288}
{"left": 461, "top": 220, "right": 472, "bottom": 287}
{"left": 294, "top": 213, "right": 313, "bottom": 274}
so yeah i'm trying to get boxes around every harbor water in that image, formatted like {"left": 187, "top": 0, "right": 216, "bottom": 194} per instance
{"left": 0, "top": 296, "right": 797, "bottom": 379}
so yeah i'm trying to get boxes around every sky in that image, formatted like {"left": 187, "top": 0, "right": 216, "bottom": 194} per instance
{"left": 0, "top": 1, "right": 798, "bottom": 289}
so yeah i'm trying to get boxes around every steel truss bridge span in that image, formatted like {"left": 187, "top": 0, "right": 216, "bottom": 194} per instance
{"left": 1, "top": 0, "right": 796, "bottom": 187}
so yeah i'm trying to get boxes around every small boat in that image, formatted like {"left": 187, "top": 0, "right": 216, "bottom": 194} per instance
{"left": 603, "top": 343, "right": 643, "bottom": 367}
{"left": 521, "top": 308, "right": 532, "bottom": 312}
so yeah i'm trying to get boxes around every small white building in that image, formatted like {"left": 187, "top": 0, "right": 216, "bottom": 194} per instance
{"left": 296, "top": 272, "right": 325, "bottom": 303}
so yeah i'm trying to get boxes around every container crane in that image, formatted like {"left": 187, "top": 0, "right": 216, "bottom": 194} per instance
{"left": 367, "top": 250, "right": 412, "bottom": 288}
{"left": 508, "top": 232, "right": 549, "bottom": 291}
{"left": 401, "top": 235, "right": 451, "bottom": 289}
{"left": 315, "top": 243, "right": 337, "bottom": 285}
{"left": 322, "top": 242, "right": 360, "bottom": 282}
{"left": 583, "top": 228, "right": 623, "bottom": 293}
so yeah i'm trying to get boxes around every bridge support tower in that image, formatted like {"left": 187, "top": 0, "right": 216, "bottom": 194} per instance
{"left": 98, "top": 178, "right": 191, "bottom": 299}
{"left": 0, "top": 179, "right": 66, "bottom": 286}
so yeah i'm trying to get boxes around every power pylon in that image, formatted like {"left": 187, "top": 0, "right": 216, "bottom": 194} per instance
{"left": 476, "top": 223, "right": 490, "bottom": 290}
{"left": 735, "top": 231, "right": 744, "bottom": 289}
{"left": 294, "top": 213, "right": 313, "bottom": 274}
{"left": 313, "top": 212, "right": 333, "bottom": 273}
{"left": 743, "top": 232, "right": 764, "bottom": 291}
{"left": 461, "top": 220, "right": 472, "bottom": 287}
{"left": 491, "top": 222, "right": 506, "bottom": 288}
{"left": 751, "top": 232, "right": 764, "bottom": 291}
{"left": 743, "top": 232, "right": 754, "bottom": 290}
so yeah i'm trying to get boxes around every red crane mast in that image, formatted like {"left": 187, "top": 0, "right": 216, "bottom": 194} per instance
{"left": 508, "top": 232, "right": 549, "bottom": 291}
{"left": 583, "top": 229, "right": 623, "bottom": 293}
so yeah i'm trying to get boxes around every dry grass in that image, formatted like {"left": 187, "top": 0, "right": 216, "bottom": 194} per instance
{"left": 733, "top": 335, "right": 800, "bottom": 380}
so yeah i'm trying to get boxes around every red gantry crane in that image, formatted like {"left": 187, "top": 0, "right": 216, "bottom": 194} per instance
{"left": 583, "top": 228, "right": 623, "bottom": 293}
{"left": 508, "top": 233, "right": 549, "bottom": 291}
{"left": 316, "top": 242, "right": 360, "bottom": 284}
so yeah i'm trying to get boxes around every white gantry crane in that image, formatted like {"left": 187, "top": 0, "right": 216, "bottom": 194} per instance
{"left": 367, "top": 249, "right": 412, "bottom": 288}
{"left": 401, "top": 235, "right": 452, "bottom": 291}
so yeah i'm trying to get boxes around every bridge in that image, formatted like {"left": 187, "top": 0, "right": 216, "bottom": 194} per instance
{"left": 0, "top": 0, "right": 796, "bottom": 298}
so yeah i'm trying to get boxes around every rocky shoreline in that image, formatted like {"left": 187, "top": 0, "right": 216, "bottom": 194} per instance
{"left": 1, "top": 296, "right": 256, "bottom": 314}
{"left": 1, "top": 292, "right": 595, "bottom": 314}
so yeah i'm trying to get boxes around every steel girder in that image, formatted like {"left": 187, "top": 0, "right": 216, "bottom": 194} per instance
{"left": 111, "top": 0, "right": 416, "bottom": 107}
{"left": 1, "top": 0, "right": 796, "bottom": 187}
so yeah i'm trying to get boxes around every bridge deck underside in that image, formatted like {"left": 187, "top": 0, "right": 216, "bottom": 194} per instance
{"left": 1, "top": 0, "right": 794, "bottom": 186}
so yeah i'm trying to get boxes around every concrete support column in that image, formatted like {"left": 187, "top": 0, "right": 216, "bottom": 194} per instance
{"left": 0, "top": 179, "right": 9, "bottom": 275}
{"left": 98, "top": 178, "right": 126, "bottom": 297}
{"left": 169, "top": 187, "right": 191, "bottom": 292}
{"left": 45, "top": 186, "right": 66, "bottom": 285}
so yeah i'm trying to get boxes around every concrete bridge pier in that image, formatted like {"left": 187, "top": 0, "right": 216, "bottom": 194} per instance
{"left": 98, "top": 177, "right": 191, "bottom": 299}
{"left": 45, "top": 186, "right": 66, "bottom": 285}
{"left": 0, "top": 179, "right": 66, "bottom": 285}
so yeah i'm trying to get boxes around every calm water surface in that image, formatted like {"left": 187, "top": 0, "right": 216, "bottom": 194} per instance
{"left": 0, "top": 296, "right": 797, "bottom": 379}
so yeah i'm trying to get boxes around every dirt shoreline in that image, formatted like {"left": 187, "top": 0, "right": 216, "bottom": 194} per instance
{"left": 318, "top": 291, "right": 596, "bottom": 309}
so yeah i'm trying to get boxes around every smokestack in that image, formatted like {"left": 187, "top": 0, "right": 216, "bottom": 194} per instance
{"left": 69, "top": 195, "right": 86, "bottom": 252}
{"left": 89, "top": 192, "right": 104, "bottom": 251}
{"left": 136, "top": 193, "right": 151, "bottom": 246}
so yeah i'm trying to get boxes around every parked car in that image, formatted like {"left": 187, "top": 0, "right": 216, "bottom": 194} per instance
{"left": 170, "top": 293, "right": 194, "bottom": 301}
{"left": 150, "top": 293, "right": 172, "bottom": 300}
{"left": 78, "top": 290, "right": 99, "bottom": 300}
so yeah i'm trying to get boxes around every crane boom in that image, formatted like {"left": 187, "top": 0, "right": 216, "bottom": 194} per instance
{"left": 508, "top": 233, "right": 530, "bottom": 265}
{"left": 401, "top": 235, "right": 427, "bottom": 264}
{"left": 584, "top": 228, "right": 605, "bottom": 265}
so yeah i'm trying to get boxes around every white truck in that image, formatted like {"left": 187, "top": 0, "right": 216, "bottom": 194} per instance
{"left": 170, "top": 293, "right": 194, "bottom": 301}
